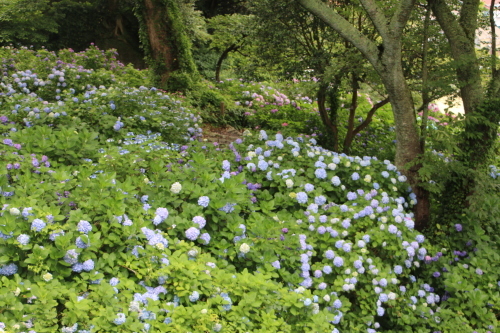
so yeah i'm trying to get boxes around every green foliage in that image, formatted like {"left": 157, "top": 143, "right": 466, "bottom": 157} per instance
{"left": 0, "top": 0, "right": 58, "bottom": 47}
{"left": 0, "top": 43, "right": 500, "bottom": 333}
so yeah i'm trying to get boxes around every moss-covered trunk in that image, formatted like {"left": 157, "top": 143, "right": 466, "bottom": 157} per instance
{"left": 134, "top": 0, "right": 197, "bottom": 89}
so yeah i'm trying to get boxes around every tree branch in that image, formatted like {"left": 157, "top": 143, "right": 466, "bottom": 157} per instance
{"left": 459, "top": 0, "right": 481, "bottom": 41}
{"left": 389, "top": 0, "right": 418, "bottom": 40}
{"left": 358, "top": 0, "right": 390, "bottom": 38}
{"left": 297, "top": 0, "right": 382, "bottom": 72}
{"left": 352, "top": 97, "right": 390, "bottom": 136}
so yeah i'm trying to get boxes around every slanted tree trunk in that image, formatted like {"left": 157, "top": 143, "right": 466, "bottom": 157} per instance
{"left": 215, "top": 43, "right": 239, "bottom": 82}
{"left": 299, "top": 0, "right": 430, "bottom": 229}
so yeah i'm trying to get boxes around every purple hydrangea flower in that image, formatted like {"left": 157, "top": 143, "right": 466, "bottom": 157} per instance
{"left": 455, "top": 224, "right": 463, "bottom": 232}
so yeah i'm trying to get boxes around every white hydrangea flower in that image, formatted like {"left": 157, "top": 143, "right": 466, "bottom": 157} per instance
{"left": 239, "top": 243, "right": 250, "bottom": 254}
{"left": 285, "top": 179, "right": 294, "bottom": 188}
{"left": 170, "top": 182, "right": 182, "bottom": 194}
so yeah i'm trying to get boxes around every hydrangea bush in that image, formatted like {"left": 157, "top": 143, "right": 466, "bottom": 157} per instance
{"left": 0, "top": 47, "right": 498, "bottom": 333}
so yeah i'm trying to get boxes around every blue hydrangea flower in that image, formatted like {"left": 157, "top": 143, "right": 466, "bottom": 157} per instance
{"left": 155, "top": 207, "right": 169, "bottom": 220}
{"left": 200, "top": 233, "right": 211, "bottom": 244}
{"left": 347, "top": 192, "right": 357, "bottom": 200}
{"left": 0, "top": 263, "right": 18, "bottom": 276}
{"left": 315, "top": 196, "right": 326, "bottom": 205}
{"left": 331, "top": 176, "right": 341, "bottom": 186}
{"left": 377, "top": 307, "right": 385, "bottom": 316}
{"left": 416, "top": 234, "right": 425, "bottom": 243}
{"left": 64, "top": 249, "right": 79, "bottom": 265}
{"left": 323, "top": 265, "right": 332, "bottom": 274}
{"left": 351, "top": 172, "right": 360, "bottom": 180}
{"left": 114, "top": 313, "right": 126, "bottom": 325}
{"left": 189, "top": 291, "right": 200, "bottom": 302}
{"left": 222, "top": 160, "right": 230, "bottom": 171}
{"left": 77, "top": 220, "right": 92, "bottom": 234}
{"left": 271, "top": 260, "right": 281, "bottom": 269}
{"left": 219, "top": 202, "right": 236, "bottom": 213}
{"left": 304, "top": 183, "right": 314, "bottom": 192}
{"left": 333, "top": 299, "right": 342, "bottom": 309}
{"left": 110, "top": 277, "right": 120, "bottom": 286}
{"left": 388, "top": 225, "right": 398, "bottom": 234}
{"left": 17, "top": 234, "right": 30, "bottom": 245}
{"left": 394, "top": 265, "right": 403, "bottom": 274}
{"left": 296, "top": 192, "right": 308, "bottom": 204}
{"left": 193, "top": 216, "right": 206, "bottom": 229}
{"left": 325, "top": 250, "right": 335, "bottom": 259}
{"left": 31, "top": 218, "right": 46, "bottom": 232}
{"left": 303, "top": 298, "right": 312, "bottom": 306}
{"left": 76, "top": 236, "right": 90, "bottom": 249}
{"left": 315, "top": 168, "right": 327, "bottom": 179}
{"left": 258, "top": 160, "right": 269, "bottom": 171}
{"left": 198, "top": 196, "right": 210, "bottom": 208}
{"left": 82, "top": 259, "right": 94, "bottom": 271}
{"left": 185, "top": 227, "right": 200, "bottom": 241}
{"left": 334, "top": 257, "right": 344, "bottom": 267}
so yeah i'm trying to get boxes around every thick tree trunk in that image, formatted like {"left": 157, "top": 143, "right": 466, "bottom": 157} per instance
{"left": 298, "top": 0, "right": 429, "bottom": 229}
{"left": 379, "top": 52, "right": 430, "bottom": 230}
{"left": 141, "top": 0, "right": 175, "bottom": 84}
{"left": 135, "top": 0, "right": 197, "bottom": 87}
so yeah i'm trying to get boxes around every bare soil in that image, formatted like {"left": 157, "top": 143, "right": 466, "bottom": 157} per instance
{"left": 201, "top": 124, "right": 245, "bottom": 147}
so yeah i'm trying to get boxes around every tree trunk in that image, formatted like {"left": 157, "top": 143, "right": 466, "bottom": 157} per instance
{"left": 134, "top": 0, "right": 197, "bottom": 86}
{"left": 215, "top": 44, "right": 238, "bottom": 82}
{"left": 379, "top": 52, "right": 430, "bottom": 230}
{"left": 420, "top": 3, "right": 432, "bottom": 151}
{"left": 317, "top": 82, "right": 339, "bottom": 151}
{"left": 429, "top": 0, "right": 483, "bottom": 114}
{"left": 298, "top": 0, "right": 430, "bottom": 229}
{"left": 343, "top": 73, "right": 359, "bottom": 154}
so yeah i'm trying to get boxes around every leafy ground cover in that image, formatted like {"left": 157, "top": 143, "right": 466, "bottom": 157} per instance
{"left": 0, "top": 47, "right": 499, "bottom": 333}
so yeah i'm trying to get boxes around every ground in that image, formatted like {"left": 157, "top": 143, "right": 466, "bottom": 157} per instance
{"left": 201, "top": 124, "right": 244, "bottom": 147}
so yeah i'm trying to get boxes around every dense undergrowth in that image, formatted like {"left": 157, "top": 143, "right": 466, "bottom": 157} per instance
{"left": 0, "top": 46, "right": 499, "bottom": 333}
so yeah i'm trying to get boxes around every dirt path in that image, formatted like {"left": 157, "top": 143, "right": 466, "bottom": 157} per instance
{"left": 201, "top": 124, "right": 245, "bottom": 147}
